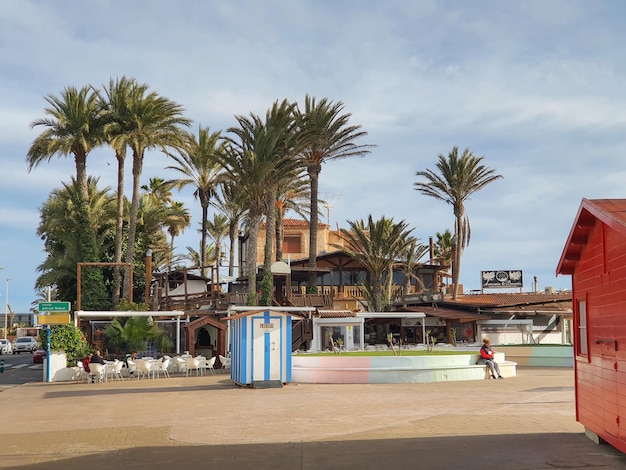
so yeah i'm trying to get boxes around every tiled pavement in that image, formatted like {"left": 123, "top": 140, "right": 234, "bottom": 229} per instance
{"left": 0, "top": 367, "right": 625, "bottom": 469}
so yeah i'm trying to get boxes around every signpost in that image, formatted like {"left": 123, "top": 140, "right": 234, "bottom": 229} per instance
{"left": 38, "top": 313, "right": 70, "bottom": 325}
{"left": 37, "top": 301, "right": 71, "bottom": 383}
{"left": 38, "top": 302, "right": 71, "bottom": 312}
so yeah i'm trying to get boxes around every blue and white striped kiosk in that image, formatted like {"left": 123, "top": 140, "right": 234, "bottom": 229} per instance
{"left": 225, "top": 306, "right": 315, "bottom": 388}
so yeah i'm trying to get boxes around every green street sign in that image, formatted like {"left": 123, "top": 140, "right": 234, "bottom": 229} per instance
{"left": 38, "top": 301, "right": 71, "bottom": 312}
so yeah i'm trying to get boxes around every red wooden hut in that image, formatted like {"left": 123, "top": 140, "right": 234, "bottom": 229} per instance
{"left": 557, "top": 198, "right": 626, "bottom": 453}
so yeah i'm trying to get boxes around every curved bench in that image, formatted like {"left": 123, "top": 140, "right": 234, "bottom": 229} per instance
{"left": 292, "top": 352, "right": 516, "bottom": 384}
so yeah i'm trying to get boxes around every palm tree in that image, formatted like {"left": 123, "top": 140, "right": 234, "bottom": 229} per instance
{"left": 166, "top": 126, "right": 226, "bottom": 277}
{"left": 259, "top": 101, "right": 299, "bottom": 274}
{"left": 414, "top": 146, "right": 503, "bottom": 299}
{"left": 217, "top": 100, "right": 300, "bottom": 302}
{"left": 165, "top": 201, "right": 192, "bottom": 265}
{"left": 207, "top": 213, "right": 229, "bottom": 283}
{"left": 334, "top": 215, "right": 414, "bottom": 312}
{"left": 294, "top": 95, "right": 374, "bottom": 290}
{"left": 103, "top": 316, "right": 173, "bottom": 354}
{"left": 213, "top": 181, "right": 247, "bottom": 277}
{"left": 36, "top": 177, "right": 116, "bottom": 308}
{"left": 100, "top": 76, "right": 138, "bottom": 307}
{"left": 184, "top": 244, "right": 217, "bottom": 273}
{"left": 399, "top": 238, "right": 429, "bottom": 302}
{"left": 27, "top": 85, "right": 104, "bottom": 201}
{"left": 107, "top": 81, "right": 191, "bottom": 300}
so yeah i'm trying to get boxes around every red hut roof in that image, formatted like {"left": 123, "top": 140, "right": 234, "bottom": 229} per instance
{"left": 557, "top": 198, "right": 626, "bottom": 275}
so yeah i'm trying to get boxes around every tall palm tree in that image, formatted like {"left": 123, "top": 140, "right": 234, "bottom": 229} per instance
{"left": 184, "top": 244, "right": 217, "bottom": 273}
{"left": 36, "top": 177, "right": 116, "bottom": 308}
{"left": 294, "top": 95, "right": 374, "bottom": 290}
{"left": 399, "top": 238, "right": 429, "bottom": 301}
{"left": 217, "top": 100, "right": 300, "bottom": 302}
{"left": 100, "top": 76, "right": 139, "bottom": 307}
{"left": 414, "top": 146, "right": 503, "bottom": 299}
{"left": 213, "top": 181, "right": 247, "bottom": 277}
{"left": 166, "top": 126, "right": 226, "bottom": 277}
{"left": 27, "top": 85, "right": 104, "bottom": 201}
{"left": 107, "top": 81, "right": 191, "bottom": 300}
{"left": 207, "top": 213, "right": 229, "bottom": 283}
{"left": 334, "top": 215, "right": 414, "bottom": 312}
{"left": 259, "top": 101, "right": 298, "bottom": 274}
{"left": 165, "top": 201, "right": 192, "bottom": 265}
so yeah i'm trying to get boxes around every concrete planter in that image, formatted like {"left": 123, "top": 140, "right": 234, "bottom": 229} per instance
{"left": 292, "top": 352, "right": 516, "bottom": 384}
{"left": 495, "top": 345, "right": 573, "bottom": 367}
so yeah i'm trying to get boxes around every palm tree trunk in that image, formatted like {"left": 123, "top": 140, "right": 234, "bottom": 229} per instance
{"left": 75, "top": 153, "right": 89, "bottom": 202}
{"left": 112, "top": 152, "right": 125, "bottom": 308}
{"left": 275, "top": 207, "right": 284, "bottom": 262}
{"left": 200, "top": 198, "right": 209, "bottom": 278}
{"left": 123, "top": 153, "right": 143, "bottom": 302}
{"left": 307, "top": 166, "right": 320, "bottom": 291}
{"left": 452, "top": 210, "right": 463, "bottom": 300}
{"left": 264, "top": 190, "right": 277, "bottom": 268}
{"left": 246, "top": 210, "right": 263, "bottom": 302}
{"left": 228, "top": 219, "right": 238, "bottom": 277}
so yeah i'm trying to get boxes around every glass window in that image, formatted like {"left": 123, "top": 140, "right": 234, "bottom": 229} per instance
{"left": 578, "top": 300, "right": 587, "bottom": 356}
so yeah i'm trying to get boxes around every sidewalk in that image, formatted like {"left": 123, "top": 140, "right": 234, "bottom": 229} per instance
{"left": 1, "top": 368, "right": 625, "bottom": 469}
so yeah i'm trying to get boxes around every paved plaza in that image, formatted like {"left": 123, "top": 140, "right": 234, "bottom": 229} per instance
{"left": 0, "top": 367, "right": 625, "bottom": 469}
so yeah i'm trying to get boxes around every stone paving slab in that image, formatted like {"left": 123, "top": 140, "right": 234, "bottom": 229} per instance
{"left": 0, "top": 368, "right": 625, "bottom": 469}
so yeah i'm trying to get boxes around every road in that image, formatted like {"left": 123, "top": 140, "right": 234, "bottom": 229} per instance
{"left": 0, "top": 351, "right": 43, "bottom": 391}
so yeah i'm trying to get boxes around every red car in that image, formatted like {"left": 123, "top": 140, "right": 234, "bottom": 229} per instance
{"left": 33, "top": 350, "right": 46, "bottom": 364}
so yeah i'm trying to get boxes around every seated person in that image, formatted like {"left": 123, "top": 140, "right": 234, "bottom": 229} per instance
{"left": 123, "top": 351, "right": 137, "bottom": 367}
{"left": 123, "top": 351, "right": 138, "bottom": 376}
{"left": 82, "top": 353, "right": 92, "bottom": 373}
{"left": 480, "top": 337, "right": 503, "bottom": 379}
{"left": 90, "top": 349, "right": 106, "bottom": 365}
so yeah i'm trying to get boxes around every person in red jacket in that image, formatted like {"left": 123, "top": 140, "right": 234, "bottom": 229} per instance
{"left": 480, "top": 337, "right": 503, "bottom": 379}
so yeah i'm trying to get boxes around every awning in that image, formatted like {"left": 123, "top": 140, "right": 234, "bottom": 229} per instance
{"left": 395, "top": 306, "right": 484, "bottom": 323}
{"left": 317, "top": 310, "right": 356, "bottom": 318}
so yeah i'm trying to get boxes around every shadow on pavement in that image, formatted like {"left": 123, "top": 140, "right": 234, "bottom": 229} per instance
{"left": 42, "top": 380, "right": 237, "bottom": 399}
{"left": 10, "top": 432, "right": 626, "bottom": 470}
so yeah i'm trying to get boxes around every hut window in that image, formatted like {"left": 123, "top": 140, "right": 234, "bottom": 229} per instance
{"left": 577, "top": 300, "right": 588, "bottom": 356}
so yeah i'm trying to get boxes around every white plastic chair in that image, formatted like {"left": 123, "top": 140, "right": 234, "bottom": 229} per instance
{"left": 219, "top": 354, "right": 231, "bottom": 370}
{"left": 88, "top": 362, "right": 105, "bottom": 383}
{"left": 185, "top": 357, "right": 201, "bottom": 377}
{"left": 154, "top": 357, "right": 171, "bottom": 379}
{"left": 173, "top": 356, "right": 186, "bottom": 375}
{"left": 108, "top": 360, "right": 125, "bottom": 381}
{"left": 76, "top": 361, "right": 89, "bottom": 382}
{"left": 136, "top": 359, "right": 153, "bottom": 379}
{"left": 126, "top": 359, "right": 138, "bottom": 378}
{"left": 204, "top": 356, "right": 216, "bottom": 375}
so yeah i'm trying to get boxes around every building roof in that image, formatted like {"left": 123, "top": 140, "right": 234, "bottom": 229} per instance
{"left": 557, "top": 198, "right": 626, "bottom": 275}
{"left": 443, "top": 292, "right": 571, "bottom": 309}
{"left": 395, "top": 306, "right": 484, "bottom": 323}
{"left": 261, "top": 218, "right": 329, "bottom": 229}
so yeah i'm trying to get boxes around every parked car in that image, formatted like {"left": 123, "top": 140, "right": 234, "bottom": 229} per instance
{"left": 12, "top": 336, "right": 39, "bottom": 354}
{"left": 0, "top": 338, "right": 11, "bottom": 355}
{"left": 33, "top": 350, "right": 46, "bottom": 364}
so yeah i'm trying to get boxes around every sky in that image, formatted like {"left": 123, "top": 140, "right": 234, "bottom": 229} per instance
{"left": 2, "top": 0, "right": 625, "bottom": 314}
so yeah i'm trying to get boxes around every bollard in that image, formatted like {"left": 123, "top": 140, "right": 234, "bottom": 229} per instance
{"left": 0, "top": 359, "right": 4, "bottom": 373}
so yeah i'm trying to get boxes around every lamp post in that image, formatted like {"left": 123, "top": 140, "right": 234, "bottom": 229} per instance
{"left": 4, "top": 278, "right": 9, "bottom": 340}
{"left": 145, "top": 248, "right": 152, "bottom": 306}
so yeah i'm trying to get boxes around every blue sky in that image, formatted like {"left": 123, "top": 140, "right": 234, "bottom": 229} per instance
{"left": 1, "top": 0, "right": 625, "bottom": 313}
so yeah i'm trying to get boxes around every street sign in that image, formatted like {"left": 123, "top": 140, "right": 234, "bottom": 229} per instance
{"left": 38, "top": 313, "right": 70, "bottom": 325}
{"left": 38, "top": 301, "right": 71, "bottom": 312}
